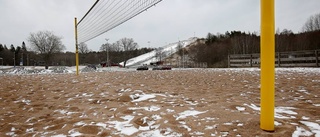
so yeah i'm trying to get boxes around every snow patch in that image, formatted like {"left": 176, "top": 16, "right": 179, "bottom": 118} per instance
{"left": 236, "top": 106, "right": 245, "bottom": 111}
{"left": 244, "top": 103, "right": 298, "bottom": 119}
{"left": 176, "top": 110, "right": 207, "bottom": 120}
{"left": 313, "top": 104, "right": 320, "bottom": 107}
{"left": 274, "top": 121, "right": 282, "bottom": 126}
{"left": 128, "top": 106, "right": 161, "bottom": 111}
{"left": 132, "top": 94, "right": 156, "bottom": 102}
{"left": 300, "top": 121, "right": 320, "bottom": 136}
{"left": 107, "top": 115, "right": 138, "bottom": 136}
{"left": 292, "top": 126, "right": 313, "bottom": 137}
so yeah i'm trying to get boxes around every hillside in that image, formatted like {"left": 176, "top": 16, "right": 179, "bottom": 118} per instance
{"left": 120, "top": 37, "right": 198, "bottom": 67}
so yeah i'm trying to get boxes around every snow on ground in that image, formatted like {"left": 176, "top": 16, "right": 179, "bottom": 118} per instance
{"left": 0, "top": 66, "right": 319, "bottom": 136}
{"left": 0, "top": 66, "right": 134, "bottom": 75}
{"left": 1, "top": 66, "right": 319, "bottom": 75}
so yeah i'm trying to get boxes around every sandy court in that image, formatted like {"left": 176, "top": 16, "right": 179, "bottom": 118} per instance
{"left": 0, "top": 68, "right": 319, "bottom": 136}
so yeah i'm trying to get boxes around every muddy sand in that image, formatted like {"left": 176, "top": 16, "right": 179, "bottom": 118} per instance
{"left": 0, "top": 68, "right": 319, "bottom": 136}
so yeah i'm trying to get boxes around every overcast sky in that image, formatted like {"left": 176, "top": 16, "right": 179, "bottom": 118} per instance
{"left": 1, "top": 0, "right": 319, "bottom": 52}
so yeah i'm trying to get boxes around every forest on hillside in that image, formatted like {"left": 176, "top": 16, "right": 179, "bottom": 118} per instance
{"left": 187, "top": 29, "right": 320, "bottom": 67}
{"left": 186, "top": 13, "right": 320, "bottom": 67}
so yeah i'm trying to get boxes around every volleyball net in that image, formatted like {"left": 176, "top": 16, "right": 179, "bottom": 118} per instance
{"left": 76, "top": 0, "right": 163, "bottom": 44}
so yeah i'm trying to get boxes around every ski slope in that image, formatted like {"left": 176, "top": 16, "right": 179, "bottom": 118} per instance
{"left": 120, "top": 37, "right": 197, "bottom": 67}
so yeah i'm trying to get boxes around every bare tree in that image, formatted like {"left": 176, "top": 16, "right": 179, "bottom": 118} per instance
{"left": 100, "top": 43, "right": 111, "bottom": 52}
{"left": 78, "top": 42, "right": 91, "bottom": 65}
{"left": 100, "top": 43, "right": 121, "bottom": 52}
{"left": 176, "top": 41, "right": 187, "bottom": 65}
{"left": 28, "top": 30, "right": 65, "bottom": 69}
{"left": 117, "top": 38, "right": 138, "bottom": 67}
{"left": 176, "top": 41, "right": 183, "bottom": 56}
{"left": 79, "top": 42, "right": 90, "bottom": 54}
{"left": 155, "top": 47, "right": 167, "bottom": 62}
{"left": 302, "top": 13, "right": 320, "bottom": 32}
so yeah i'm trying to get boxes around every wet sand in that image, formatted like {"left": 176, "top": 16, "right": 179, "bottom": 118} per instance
{"left": 0, "top": 69, "right": 319, "bottom": 136}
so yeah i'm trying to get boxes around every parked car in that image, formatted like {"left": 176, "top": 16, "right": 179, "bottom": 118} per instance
{"left": 161, "top": 65, "right": 172, "bottom": 70}
{"left": 152, "top": 65, "right": 172, "bottom": 70}
{"left": 137, "top": 65, "right": 148, "bottom": 70}
{"left": 87, "top": 64, "right": 97, "bottom": 70}
{"left": 152, "top": 66, "right": 162, "bottom": 70}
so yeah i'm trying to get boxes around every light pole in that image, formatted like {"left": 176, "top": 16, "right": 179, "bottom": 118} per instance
{"left": 0, "top": 57, "right": 3, "bottom": 66}
{"left": 30, "top": 59, "right": 33, "bottom": 66}
{"left": 20, "top": 53, "right": 23, "bottom": 66}
{"left": 13, "top": 52, "right": 16, "bottom": 67}
{"left": 27, "top": 54, "right": 29, "bottom": 66}
{"left": 105, "top": 38, "right": 109, "bottom": 67}
{"left": 182, "top": 48, "right": 185, "bottom": 68}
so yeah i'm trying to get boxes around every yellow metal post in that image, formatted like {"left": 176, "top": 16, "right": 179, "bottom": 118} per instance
{"left": 75, "top": 17, "right": 79, "bottom": 75}
{"left": 260, "top": 0, "right": 275, "bottom": 131}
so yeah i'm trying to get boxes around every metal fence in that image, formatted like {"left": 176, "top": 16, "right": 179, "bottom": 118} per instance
{"left": 228, "top": 50, "right": 320, "bottom": 67}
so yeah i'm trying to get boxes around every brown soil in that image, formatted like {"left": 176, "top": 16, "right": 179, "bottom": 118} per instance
{"left": 0, "top": 69, "right": 319, "bottom": 136}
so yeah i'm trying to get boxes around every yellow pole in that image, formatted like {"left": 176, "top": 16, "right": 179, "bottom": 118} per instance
{"left": 260, "top": 0, "right": 275, "bottom": 131}
{"left": 75, "top": 17, "right": 79, "bottom": 75}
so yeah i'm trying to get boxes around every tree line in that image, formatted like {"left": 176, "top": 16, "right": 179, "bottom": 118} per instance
{"left": 187, "top": 29, "right": 320, "bottom": 67}
{"left": 0, "top": 42, "right": 30, "bottom": 66}
{"left": 187, "top": 13, "right": 320, "bottom": 67}
{"left": 0, "top": 35, "right": 152, "bottom": 68}
{"left": 1, "top": 30, "right": 318, "bottom": 68}
{"left": 1, "top": 13, "right": 319, "bottom": 68}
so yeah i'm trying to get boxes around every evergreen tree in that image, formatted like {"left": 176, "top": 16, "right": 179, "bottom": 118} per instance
{"left": 16, "top": 46, "right": 21, "bottom": 54}
{"left": 4, "top": 45, "right": 8, "bottom": 50}
{"left": 0, "top": 44, "right": 4, "bottom": 52}
{"left": 22, "top": 41, "right": 27, "bottom": 52}
{"left": 10, "top": 44, "right": 15, "bottom": 53}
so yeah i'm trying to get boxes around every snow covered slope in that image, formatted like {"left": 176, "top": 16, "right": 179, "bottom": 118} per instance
{"left": 120, "top": 37, "right": 197, "bottom": 67}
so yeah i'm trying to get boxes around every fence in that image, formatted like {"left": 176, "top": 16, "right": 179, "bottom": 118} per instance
{"left": 228, "top": 50, "right": 320, "bottom": 67}
{"left": 175, "top": 62, "right": 208, "bottom": 68}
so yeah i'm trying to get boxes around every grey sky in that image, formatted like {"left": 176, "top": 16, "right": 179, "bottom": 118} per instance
{"left": 0, "top": 0, "right": 319, "bottom": 52}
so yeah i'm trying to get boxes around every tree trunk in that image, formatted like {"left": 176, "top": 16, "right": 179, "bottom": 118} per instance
{"left": 45, "top": 61, "right": 49, "bottom": 69}
{"left": 123, "top": 61, "right": 127, "bottom": 68}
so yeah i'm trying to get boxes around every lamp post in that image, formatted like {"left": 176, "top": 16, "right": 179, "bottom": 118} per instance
{"left": 105, "top": 38, "right": 109, "bottom": 67}
{"left": 13, "top": 52, "right": 16, "bottom": 67}
{"left": 27, "top": 54, "right": 29, "bottom": 66}
{"left": 20, "top": 53, "right": 23, "bottom": 66}
{"left": 182, "top": 46, "right": 185, "bottom": 68}
{"left": 30, "top": 59, "right": 33, "bottom": 66}
{"left": 0, "top": 57, "right": 3, "bottom": 66}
